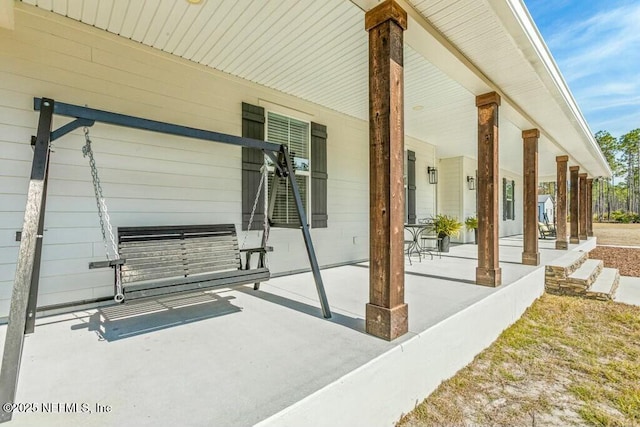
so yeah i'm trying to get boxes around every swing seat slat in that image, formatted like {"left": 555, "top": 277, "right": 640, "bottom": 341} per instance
{"left": 91, "top": 224, "right": 269, "bottom": 301}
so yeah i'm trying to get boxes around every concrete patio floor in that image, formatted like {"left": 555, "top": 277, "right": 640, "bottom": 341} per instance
{"left": 0, "top": 237, "right": 599, "bottom": 426}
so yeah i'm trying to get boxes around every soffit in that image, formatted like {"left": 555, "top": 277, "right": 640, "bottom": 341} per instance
{"left": 19, "top": 0, "right": 604, "bottom": 178}
{"left": 407, "top": 0, "right": 610, "bottom": 177}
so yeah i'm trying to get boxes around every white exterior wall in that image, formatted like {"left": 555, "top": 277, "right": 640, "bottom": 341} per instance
{"left": 499, "top": 169, "right": 524, "bottom": 236}
{"left": 1, "top": 7, "right": 428, "bottom": 316}
{"left": 437, "top": 156, "right": 524, "bottom": 241}
{"left": 406, "top": 135, "right": 437, "bottom": 221}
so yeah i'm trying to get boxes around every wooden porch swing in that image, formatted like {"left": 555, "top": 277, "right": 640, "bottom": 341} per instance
{"left": 0, "top": 97, "right": 331, "bottom": 422}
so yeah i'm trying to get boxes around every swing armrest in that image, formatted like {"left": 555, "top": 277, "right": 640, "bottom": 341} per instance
{"left": 240, "top": 246, "right": 273, "bottom": 254}
{"left": 89, "top": 258, "right": 126, "bottom": 269}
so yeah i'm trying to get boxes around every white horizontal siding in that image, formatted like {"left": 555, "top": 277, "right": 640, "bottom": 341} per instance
{"left": 0, "top": 6, "right": 384, "bottom": 315}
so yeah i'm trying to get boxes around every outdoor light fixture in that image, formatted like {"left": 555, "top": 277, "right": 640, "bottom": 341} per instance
{"left": 467, "top": 175, "right": 476, "bottom": 190}
{"left": 427, "top": 166, "right": 438, "bottom": 184}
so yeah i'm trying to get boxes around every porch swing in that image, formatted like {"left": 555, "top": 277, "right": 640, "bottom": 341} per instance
{"left": 83, "top": 125, "right": 273, "bottom": 303}
{"left": 0, "top": 97, "right": 331, "bottom": 421}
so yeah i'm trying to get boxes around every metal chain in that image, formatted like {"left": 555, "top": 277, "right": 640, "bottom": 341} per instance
{"left": 241, "top": 155, "right": 268, "bottom": 249}
{"left": 82, "top": 127, "right": 119, "bottom": 261}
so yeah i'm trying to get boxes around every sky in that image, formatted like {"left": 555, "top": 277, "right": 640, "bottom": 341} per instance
{"left": 524, "top": 0, "right": 640, "bottom": 139}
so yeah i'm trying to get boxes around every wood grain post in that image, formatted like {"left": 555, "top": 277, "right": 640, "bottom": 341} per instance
{"left": 555, "top": 156, "right": 569, "bottom": 249}
{"left": 579, "top": 173, "right": 588, "bottom": 240}
{"left": 587, "top": 178, "right": 594, "bottom": 237}
{"left": 476, "top": 92, "right": 502, "bottom": 287}
{"left": 522, "top": 129, "right": 540, "bottom": 265}
{"left": 569, "top": 166, "right": 580, "bottom": 244}
{"left": 365, "top": 0, "right": 408, "bottom": 341}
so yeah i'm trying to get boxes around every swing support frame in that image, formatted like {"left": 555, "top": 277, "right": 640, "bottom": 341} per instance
{"left": 0, "top": 97, "right": 331, "bottom": 422}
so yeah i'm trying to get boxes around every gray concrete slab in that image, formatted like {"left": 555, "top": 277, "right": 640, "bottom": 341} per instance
{"left": 0, "top": 236, "right": 594, "bottom": 427}
{"left": 615, "top": 276, "right": 640, "bottom": 306}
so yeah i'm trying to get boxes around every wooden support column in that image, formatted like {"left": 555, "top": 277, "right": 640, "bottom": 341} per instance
{"left": 476, "top": 92, "right": 502, "bottom": 287}
{"left": 555, "top": 156, "right": 569, "bottom": 249}
{"left": 522, "top": 129, "right": 539, "bottom": 265}
{"left": 579, "top": 173, "right": 588, "bottom": 240}
{"left": 365, "top": 0, "right": 408, "bottom": 341}
{"left": 587, "top": 178, "right": 594, "bottom": 237}
{"left": 569, "top": 166, "right": 580, "bottom": 244}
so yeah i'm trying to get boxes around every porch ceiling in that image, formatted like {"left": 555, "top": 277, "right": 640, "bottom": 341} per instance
{"left": 20, "top": 0, "right": 609, "bottom": 179}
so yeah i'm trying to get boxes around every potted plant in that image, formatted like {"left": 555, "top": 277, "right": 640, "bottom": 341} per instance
{"left": 465, "top": 216, "right": 479, "bottom": 244}
{"left": 431, "top": 214, "right": 462, "bottom": 252}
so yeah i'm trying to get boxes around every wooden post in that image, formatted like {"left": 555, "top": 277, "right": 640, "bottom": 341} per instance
{"left": 579, "top": 173, "right": 588, "bottom": 240}
{"left": 522, "top": 129, "right": 539, "bottom": 265}
{"left": 555, "top": 156, "right": 569, "bottom": 249}
{"left": 569, "top": 166, "right": 580, "bottom": 244}
{"left": 476, "top": 92, "right": 501, "bottom": 287}
{"left": 365, "top": 0, "right": 408, "bottom": 341}
{"left": 587, "top": 178, "right": 594, "bottom": 237}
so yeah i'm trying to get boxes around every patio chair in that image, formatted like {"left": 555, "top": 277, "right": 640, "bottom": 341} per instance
{"left": 538, "top": 222, "right": 556, "bottom": 239}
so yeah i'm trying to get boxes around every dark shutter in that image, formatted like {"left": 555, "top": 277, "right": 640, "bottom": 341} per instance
{"left": 407, "top": 150, "right": 416, "bottom": 224}
{"left": 503, "top": 178, "right": 507, "bottom": 221}
{"left": 311, "top": 122, "right": 328, "bottom": 228}
{"left": 511, "top": 180, "right": 516, "bottom": 220}
{"left": 241, "top": 102, "right": 265, "bottom": 230}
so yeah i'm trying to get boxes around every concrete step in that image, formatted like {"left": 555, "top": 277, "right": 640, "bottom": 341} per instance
{"left": 586, "top": 268, "right": 621, "bottom": 301}
{"left": 545, "top": 250, "right": 588, "bottom": 280}
{"left": 566, "top": 259, "right": 604, "bottom": 292}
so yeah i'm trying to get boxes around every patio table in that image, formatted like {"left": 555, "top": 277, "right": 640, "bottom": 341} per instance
{"left": 404, "top": 223, "right": 439, "bottom": 262}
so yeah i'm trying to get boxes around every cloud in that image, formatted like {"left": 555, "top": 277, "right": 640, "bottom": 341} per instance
{"left": 530, "top": 0, "right": 640, "bottom": 135}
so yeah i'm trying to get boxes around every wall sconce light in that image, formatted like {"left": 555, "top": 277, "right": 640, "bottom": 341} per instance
{"left": 467, "top": 175, "right": 476, "bottom": 190}
{"left": 427, "top": 166, "right": 438, "bottom": 184}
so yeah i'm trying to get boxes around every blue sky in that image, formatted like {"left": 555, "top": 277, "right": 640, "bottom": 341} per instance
{"left": 524, "top": 0, "right": 640, "bottom": 138}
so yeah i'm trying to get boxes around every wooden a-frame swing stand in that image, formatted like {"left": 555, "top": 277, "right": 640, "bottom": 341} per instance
{"left": 0, "top": 97, "right": 331, "bottom": 422}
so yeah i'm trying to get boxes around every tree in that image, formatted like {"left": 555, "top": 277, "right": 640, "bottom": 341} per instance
{"left": 620, "top": 129, "right": 640, "bottom": 213}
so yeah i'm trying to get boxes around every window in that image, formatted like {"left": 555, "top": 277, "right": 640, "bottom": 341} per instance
{"left": 266, "top": 111, "right": 310, "bottom": 226}
{"left": 503, "top": 178, "right": 515, "bottom": 220}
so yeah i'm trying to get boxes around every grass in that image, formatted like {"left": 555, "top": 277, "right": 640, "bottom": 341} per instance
{"left": 397, "top": 294, "right": 640, "bottom": 426}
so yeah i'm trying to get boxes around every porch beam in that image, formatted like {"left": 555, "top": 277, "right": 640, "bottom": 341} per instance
{"left": 579, "top": 173, "right": 588, "bottom": 240}
{"left": 522, "top": 129, "right": 539, "bottom": 265}
{"left": 476, "top": 92, "right": 502, "bottom": 287}
{"left": 35, "top": 98, "right": 281, "bottom": 153}
{"left": 587, "top": 178, "right": 594, "bottom": 237}
{"left": 569, "top": 166, "right": 580, "bottom": 244}
{"left": 555, "top": 156, "right": 569, "bottom": 249}
{"left": 365, "top": 0, "right": 408, "bottom": 341}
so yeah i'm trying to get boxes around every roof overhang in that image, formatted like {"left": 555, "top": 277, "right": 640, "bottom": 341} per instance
{"left": 18, "top": 0, "right": 611, "bottom": 179}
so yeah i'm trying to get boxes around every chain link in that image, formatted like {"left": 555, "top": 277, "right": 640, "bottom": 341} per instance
{"left": 83, "top": 127, "right": 123, "bottom": 302}
{"left": 241, "top": 155, "right": 268, "bottom": 249}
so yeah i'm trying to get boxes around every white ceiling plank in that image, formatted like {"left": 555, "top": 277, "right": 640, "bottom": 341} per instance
{"left": 80, "top": 0, "right": 98, "bottom": 26}
{"left": 257, "top": 2, "right": 348, "bottom": 86}
{"left": 239, "top": 0, "right": 327, "bottom": 81}
{"left": 200, "top": 0, "right": 261, "bottom": 66}
{"left": 93, "top": 0, "right": 114, "bottom": 30}
{"left": 230, "top": 0, "right": 318, "bottom": 77}
{"left": 51, "top": 0, "right": 67, "bottom": 16}
{"left": 217, "top": 0, "right": 284, "bottom": 72}
{"left": 163, "top": 2, "right": 211, "bottom": 55}
{"left": 153, "top": 1, "right": 190, "bottom": 51}
{"left": 188, "top": 0, "right": 243, "bottom": 63}
{"left": 141, "top": 0, "right": 176, "bottom": 47}
{"left": 130, "top": 1, "right": 160, "bottom": 42}
{"left": 172, "top": 0, "right": 225, "bottom": 57}
{"left": 119, "top": 0, "right": 146, "bottom": 39}
{"left": 107, "top": 0, "right": 130, "bottom": 35}
{"left": 260, "top": 4, "right": 362, "bottom": 90}
{"left": 66, "top": 0, "right": 81, "bottom": 20}
{"left": 37, "top": 0, "right": 53, "bottom": 11}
